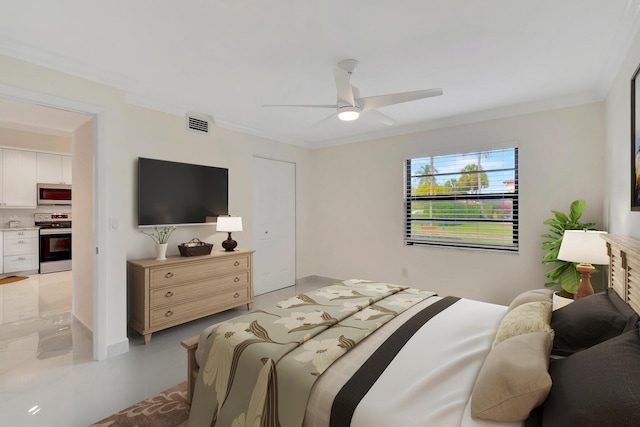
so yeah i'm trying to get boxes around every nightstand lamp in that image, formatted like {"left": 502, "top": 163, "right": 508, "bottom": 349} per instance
{"left": 217, "top": 216, "right": 243, "bottom": 251}
{"left": 557, "top": 230, "right": 609, "bottom": 300}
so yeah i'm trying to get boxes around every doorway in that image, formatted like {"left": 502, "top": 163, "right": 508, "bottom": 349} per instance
{"left": 0, "top": 84, "right": 106, "bottom": 359}
{"left": 252, "top": 156, "right": 296, "bottom": 295}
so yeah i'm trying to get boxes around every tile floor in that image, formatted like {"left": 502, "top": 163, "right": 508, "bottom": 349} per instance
{"left": 0, "top": 272, "right": 335, "bottom": 427}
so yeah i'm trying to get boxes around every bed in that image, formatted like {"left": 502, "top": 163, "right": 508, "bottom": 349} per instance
{"left": 181, "top": 233, "right": 640, "bottom": 427}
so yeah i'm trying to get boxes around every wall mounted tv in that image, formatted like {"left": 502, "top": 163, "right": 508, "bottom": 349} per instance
{"left": 137, "top": 157, "right": 228, "bottom": 226}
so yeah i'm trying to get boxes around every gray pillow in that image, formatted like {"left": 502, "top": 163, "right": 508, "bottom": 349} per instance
{"left": 551, "top": 288, "right": 639, "bottom": 356}
{"left": 542, "top": 329, "right": 640, "bottom": 426}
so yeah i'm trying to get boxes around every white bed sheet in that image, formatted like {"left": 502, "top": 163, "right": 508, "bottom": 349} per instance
{"left": 344, "top": 298, "right": 522, "bottom": 427}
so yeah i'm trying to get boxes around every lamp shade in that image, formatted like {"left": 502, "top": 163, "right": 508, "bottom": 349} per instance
{"left": 216, "top": 216, "right": 243, "bottom": 232}
{"left": 558, "top": 230, "right": 609, "bottom": 265}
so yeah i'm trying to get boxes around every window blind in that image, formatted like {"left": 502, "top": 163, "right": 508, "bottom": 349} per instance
{"left": 404, "top": 147, "right": 518, "bottom": 252}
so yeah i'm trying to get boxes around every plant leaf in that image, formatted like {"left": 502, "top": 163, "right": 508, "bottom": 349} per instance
{"left": 569, "top": 199, "right": 586, "bottom": 222}
{"left": 553, "top": 211, "right": 569, "bottom": 223}
{"left": 556, "top": 264, "right": 580, "bottom": 293}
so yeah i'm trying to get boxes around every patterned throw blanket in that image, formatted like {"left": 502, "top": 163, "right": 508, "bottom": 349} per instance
{"left": 187, "top": 280, "right": 435, "bottom": 427}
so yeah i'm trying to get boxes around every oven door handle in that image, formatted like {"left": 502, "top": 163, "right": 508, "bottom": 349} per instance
{"left": 39, "top": 229, "right": 73, "bottom": 235}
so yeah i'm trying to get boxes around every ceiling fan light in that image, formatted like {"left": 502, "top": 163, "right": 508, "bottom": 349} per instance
{"left": 338, "top": 106, "right": 360, "bottom": 121}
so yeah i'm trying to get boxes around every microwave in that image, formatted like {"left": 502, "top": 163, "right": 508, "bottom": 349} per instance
{"left": 37, "top": 183, "right": 72, "bottom": 205}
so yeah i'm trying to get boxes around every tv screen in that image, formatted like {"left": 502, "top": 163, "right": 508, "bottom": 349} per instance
{"left": 138, "top": 157, "right": 228, "bottom": 226}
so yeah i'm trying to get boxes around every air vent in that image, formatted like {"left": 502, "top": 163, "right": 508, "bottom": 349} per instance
{"left": 185, "top": 113, "right": 211, "bottom": 134}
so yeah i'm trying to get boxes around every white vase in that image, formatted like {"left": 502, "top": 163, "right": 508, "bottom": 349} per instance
{"left": 155, "top": 243, "right": 168, "bottom": 261}
{"left": 552, "top": 291, "right": 573, "bottom": 310}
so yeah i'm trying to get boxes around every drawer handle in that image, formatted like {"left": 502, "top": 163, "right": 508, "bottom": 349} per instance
{"left": 165, "top": 291, "right": 174, "bottom": 298}
{"left": 234, "top": 276, "right": 240, "bottom": 282}
{"left": 165, "top": 310, "right": 173, "bottom": 317}
{"left": 234, "top": 292, "right": 240, "bottom": 298}
{"left": 165, "top": 272, "right": 174, "bottom": 278}
{"left": 234, "top": 261, "right": 240, "bottom": 266}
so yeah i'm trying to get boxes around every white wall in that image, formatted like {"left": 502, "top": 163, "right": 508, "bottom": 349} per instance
{"left": 0, "top": 54, "right": 315, "bottom": 356}
{"left": 605, "top": 26, "right": 640, "bottom": 237}
{"left": 309, "top": 103, "right": 606, "bottom": 305}
{"left": 0, "top": 127, "right": 71, "bottom": 153}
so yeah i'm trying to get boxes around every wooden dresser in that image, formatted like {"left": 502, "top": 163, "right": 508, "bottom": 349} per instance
{"left": 127, "top": 248, "right": 254, "bottom": 344}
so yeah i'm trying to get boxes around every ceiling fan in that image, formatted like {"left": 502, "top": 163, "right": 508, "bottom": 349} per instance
{"left": 263, "top": 59, "right": 443, "bottom": 123}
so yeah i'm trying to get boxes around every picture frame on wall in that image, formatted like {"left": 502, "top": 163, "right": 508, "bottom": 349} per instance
{"left": 632, "top": 63, "right": 640, "bottom": 211}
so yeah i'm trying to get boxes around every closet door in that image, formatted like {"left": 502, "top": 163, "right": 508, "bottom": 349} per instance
{"left": 252, "top": 157, "right": 296, "bottom": 295}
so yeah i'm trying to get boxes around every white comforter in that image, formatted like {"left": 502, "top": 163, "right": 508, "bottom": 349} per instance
{"left": 304, "top": 297, "right": 522, "bottom": 427}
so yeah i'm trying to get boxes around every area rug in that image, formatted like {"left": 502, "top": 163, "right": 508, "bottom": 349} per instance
{"left": 0, "top": 275, "right": 28, "bottom": 286}
{"left": 89, "top": 382, "right": 189, "bottom": 427}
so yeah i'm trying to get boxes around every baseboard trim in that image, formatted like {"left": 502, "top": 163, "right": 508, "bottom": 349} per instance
{"left": 71, "top": 314, "right": 93, "bottom": 339}
{"left": 107, "top": 339, "right": 130, "bottom": 358}
{"left": 71, "top": 314, "right": 130, "bottom": 358}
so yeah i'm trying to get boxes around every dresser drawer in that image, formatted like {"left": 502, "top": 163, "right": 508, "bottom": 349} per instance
{"left": 150, "top": 272, "right": 250, "bottom": 308}
{"left": 149, "top": 255, "right": 250, "bottom": 288}
{"left": 150, "top": 285, "right": 250, "bottom": 327}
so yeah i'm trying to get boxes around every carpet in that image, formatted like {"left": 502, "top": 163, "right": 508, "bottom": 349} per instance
{"left": 0, "top": 275, "right": 28, "bottom": 286}
{"left": 89, "top": 382, "right": 190, "bottom": 427}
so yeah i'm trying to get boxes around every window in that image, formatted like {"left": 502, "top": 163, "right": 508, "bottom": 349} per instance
{"left": 404, "top": 147, "right": 518, "bottom": 252}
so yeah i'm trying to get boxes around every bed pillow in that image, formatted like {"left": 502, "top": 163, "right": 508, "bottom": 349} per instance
{"left": 493, "top": 301, "right": 553, "bottom": 347}
{"left": 541, "top": 329, "right": 640, "bottom": 426}
{"left": 508, "top": 289, "right": 554, "bottom": 312}
{"left": 551, "top": 288, "right": 639, "bottom": 356}
{"left": 471, "top": 331, "right": 553, "bottom": 421}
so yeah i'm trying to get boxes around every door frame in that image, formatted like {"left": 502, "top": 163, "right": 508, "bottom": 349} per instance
{"left": 0, "top": 83, "right": 108, "bottom": 360}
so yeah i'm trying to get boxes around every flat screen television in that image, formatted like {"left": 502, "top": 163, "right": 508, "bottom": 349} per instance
{"left": 137, "top": 157, "right": 228, "bottom": 226}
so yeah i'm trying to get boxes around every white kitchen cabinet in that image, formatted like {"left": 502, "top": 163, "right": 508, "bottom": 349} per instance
{"left": 3, "top": 229, "right": 39, "bottom": 273}
{"left": 1, "top": 149, "right": 37, "bottom": 208}
{"left": 37, "top": 152, "right": 72, "bottom": 185}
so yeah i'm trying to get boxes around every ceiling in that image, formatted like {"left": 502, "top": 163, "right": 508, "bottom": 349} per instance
{"left": 1, "top": 0, "right": 639, "bottom": 147}
{"left": 0, "top": 98, "right": 92, "bottom": 136}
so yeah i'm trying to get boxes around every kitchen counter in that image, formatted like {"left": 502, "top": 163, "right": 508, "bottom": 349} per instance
{"left": 0, "top": 227, "right": 39, "bottom": 231}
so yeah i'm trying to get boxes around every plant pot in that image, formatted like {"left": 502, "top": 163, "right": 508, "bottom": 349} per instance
{"left": 155, "top": 243, "right": 168, "bottom": 261}
{"left": 552, "top": 291, "right": 573, "bottom": 310}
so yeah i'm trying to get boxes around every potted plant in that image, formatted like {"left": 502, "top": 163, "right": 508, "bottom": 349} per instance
{"left": 141, "top": 226, "right": 177, "bottom": 261}
{"left": 541, "top": 199, "right": 596, "bottom": 307}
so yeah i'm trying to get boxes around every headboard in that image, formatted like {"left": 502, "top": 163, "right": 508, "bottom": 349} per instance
{"left": 602, "top": 234, "right": 640, "bottom": 315}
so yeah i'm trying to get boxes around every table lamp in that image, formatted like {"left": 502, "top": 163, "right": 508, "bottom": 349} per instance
{"left": 557, "top": 230, "right": 609, "bottom": 299}
{"left": 216, "top": 216, "right": 242, "bottom": 251}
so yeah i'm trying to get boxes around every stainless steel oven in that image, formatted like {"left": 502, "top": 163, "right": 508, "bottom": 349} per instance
{"left": 35, "top": 213, "right": 72, "bottom": 273}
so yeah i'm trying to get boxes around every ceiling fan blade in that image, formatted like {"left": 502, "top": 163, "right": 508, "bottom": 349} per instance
{"left": 311, "top": 112, "right": 338, "bottom": 128}
{"left": 333, "top": 68, "right": 355, "bottom": 106}
{"left": 262, "top": 104, "right": 336, "bottom": 108}
{"left": 367, "top": 109, "right": 396, "bottom": 126}
{"left": 360, "top": 89, "right": 443, "bottom": 110}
